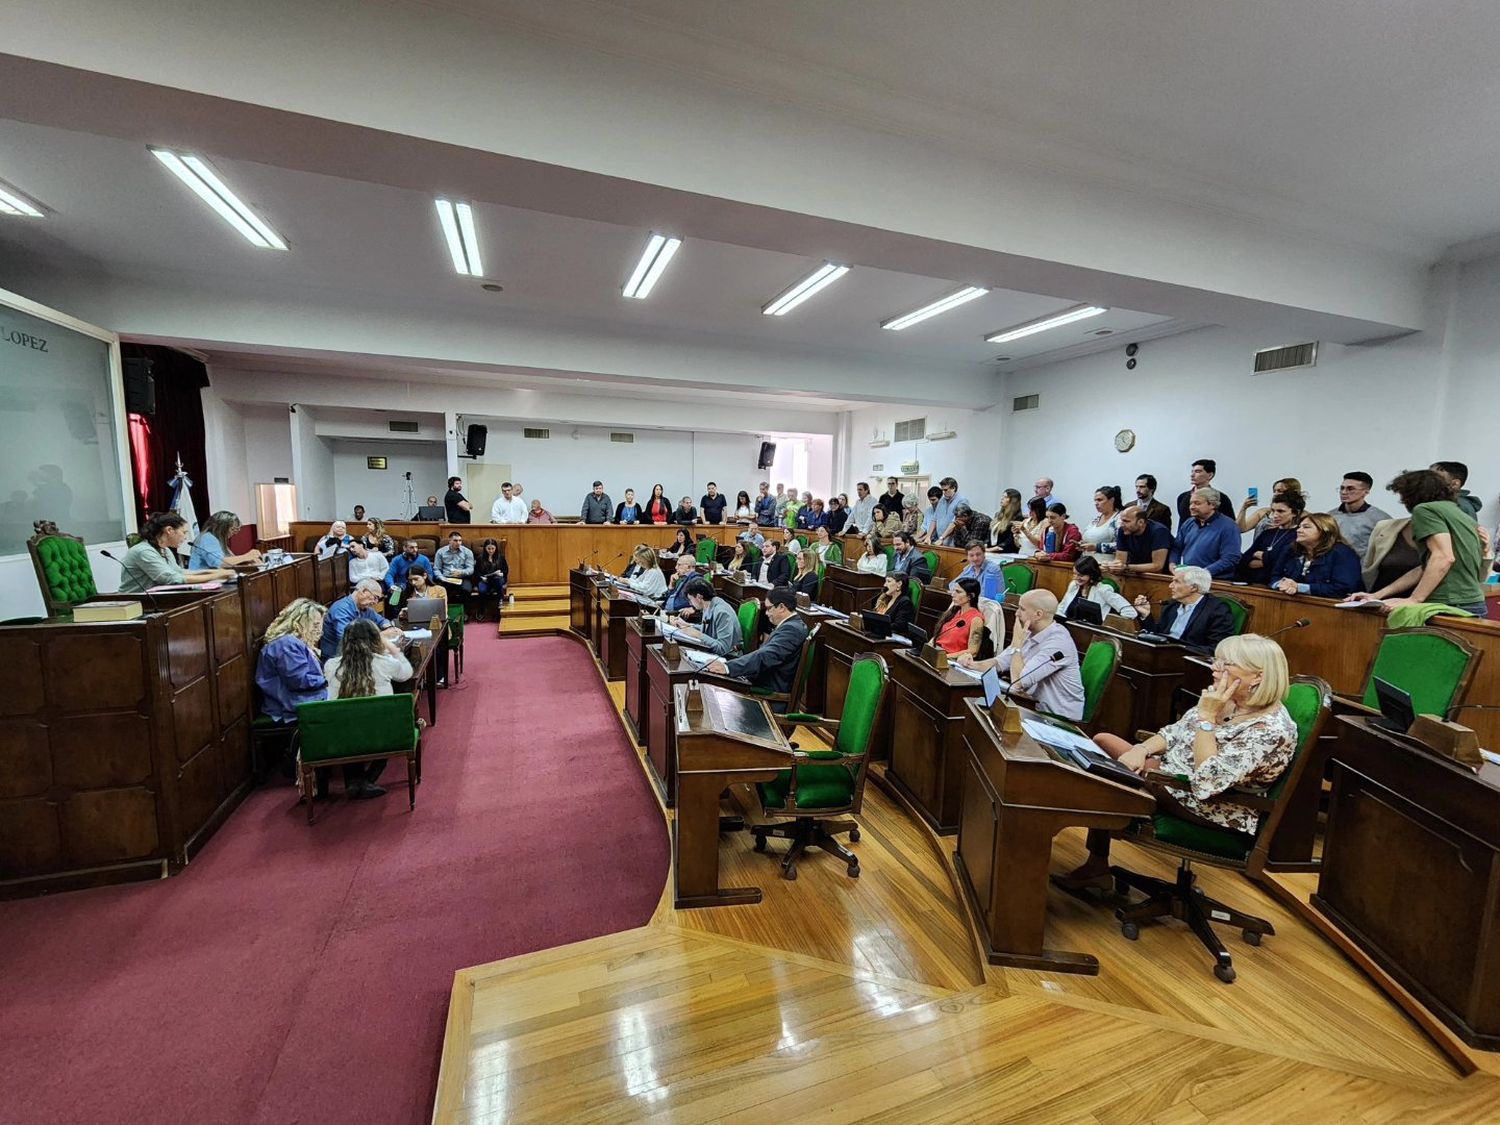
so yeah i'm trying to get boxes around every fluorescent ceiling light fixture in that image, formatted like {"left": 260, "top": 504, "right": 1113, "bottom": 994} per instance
{"left": 985, "top": 304, "right": 1107, "bottom": 343}
{"left": 622, "top": 233, "right": 682, "bottom": 299}
{"left": 150, "top": 149, "right": 286, "bottom": 249}
{"left": 0, "top": 181, "right": 44, "bottom": 217}
{"left": 435, "top": 198, "right": 484, "bottom": 276}
{"left": 881, "top": 286, "right": 988, "bottom": 331}
{"left": 763, "top": 262, "right": 850, "bottom": 316}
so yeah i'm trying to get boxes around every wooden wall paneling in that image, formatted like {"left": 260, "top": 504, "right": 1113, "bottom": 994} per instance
{"left": 293, "top": 555, "right": 317, "bottom": 601}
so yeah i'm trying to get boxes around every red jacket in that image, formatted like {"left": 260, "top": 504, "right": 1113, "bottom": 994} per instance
{"left": 1036, "top": 522, "right": 1083, "bottom": 563}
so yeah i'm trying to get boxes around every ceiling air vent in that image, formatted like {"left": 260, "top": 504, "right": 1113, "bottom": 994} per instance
{"left": 523, "top": 427, "right": 551, "bottom": 439}
{"left": 388, "top": 420, "right": 420, "bottom": 433}
{"left": 1253, "top": 342, "right": 1318, "bottom": 374}
{"left": 893, "top": 417, "right": 926, "bottom": 443}
{"left": 609, "top": 432, "right": 635, "bottom": 443}
{"left": 1012, "top": 394, "right": 1039, "bottom": 412}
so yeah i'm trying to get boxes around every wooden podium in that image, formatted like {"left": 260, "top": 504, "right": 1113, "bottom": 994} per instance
{"left": 955, "top": 698, "right": 1155, "bottom": 974}
{"left": 673, "top": 683, "right": 794, "bottom": 908}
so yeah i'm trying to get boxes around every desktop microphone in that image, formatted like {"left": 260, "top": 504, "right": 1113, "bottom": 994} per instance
{"left": 1266, "top": 618, "right": 1312, "bottom": 641}
{"left": 100, "top": 549, "right": 164, "bottom": 613}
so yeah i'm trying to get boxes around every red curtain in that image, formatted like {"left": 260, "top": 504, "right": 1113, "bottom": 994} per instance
{"left": 128, "top": 413, "right": 154, "bottom": 524}
{"left": 120, "top": 344, "right": 212, "bottom": 525}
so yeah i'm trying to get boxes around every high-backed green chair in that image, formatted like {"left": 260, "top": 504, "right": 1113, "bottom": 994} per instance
{"left": 1074, "top": 636, "right": 1122, "bottom": 728}
{"left": 294, "top": 693, "right": 422, "bottom": 824}
{"left": 743, "top": 544, "right": 762, "bottom": 574}
{"left": 908, "top": 577, "right": 924, "bottom": 612}
{"left": 1003, "top": 563, "right": 1035, "bottom": 596}
{"left": 1107, "top": 675, "right": 1332, "bottom": 983}
{"left": 446, "top": 603, "right": 465, "bottom": 682}
{"left": 1218, "top": 592, "right": 1252, "bottom": 636}
{"left": 922, "top": 549, "right": 939, "bottom": 575}
{"left": 1099, "top": 575, "right": 1121, "bottom": 593}
{"left": 883, "top": 546, "right": 896, "bottom": 568}
{"left": 737, "top": 599, "right": 761, "bottom": 653}
{"left": 27, "top": 529, "right": 97, "bottom": 617}
{"left": 694, "top": 538, "right": 717, "bottom": 565}
{"left": 752, "top": 653, "right": 890, "bottom": 880}
{"left": 747, "top": 622, "right": 821, "bottom": 715}
{"left": 1350, "top": 626, "right": 1478, "bottom": 718}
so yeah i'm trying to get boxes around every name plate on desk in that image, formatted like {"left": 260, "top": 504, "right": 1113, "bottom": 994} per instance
{"left": 796, "top": 592, "right": 812, "bottom": 609}
{"left": 847, "top": 611, "right": 866, "bottom": 633}
{"left": 662, "top": 639, "right": 681, "bottom": 662}
{"left": 728, "top": 569, "right": 746, "bottom": 584}
{"left": 1109, "top": 615, "right": 1142, "bottom": 634}
{"left": 1407, "top": 714, "right": 1484, "bottom": 769}
{"left": 639, "top": 616, "right": 658, "bottom": 634}
{"left": 919, "top": 642, "right": 950, "bottom": 671}
{"left": 684, "top": 680, "right": 705, "bottom": 713}
{"left": 988, "top": 692, "right": 1024, "bottom": 737}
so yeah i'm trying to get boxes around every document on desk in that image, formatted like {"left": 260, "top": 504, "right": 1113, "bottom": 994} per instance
{"left": 402, "top": 628, "right": 433, "bottom": 641}
{"left": 950, "top": 663, "right": 985, "bottom": 679}
{"left": 679, "top": 647, "right": 717, "bottom": 668}
{"left": 1020, "top": 717, "right": 1095, "bottom": 754}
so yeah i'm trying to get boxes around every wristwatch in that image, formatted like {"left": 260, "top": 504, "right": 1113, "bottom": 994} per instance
{"left": 1196, "top": 720, "right": 1217, "bottom": 734}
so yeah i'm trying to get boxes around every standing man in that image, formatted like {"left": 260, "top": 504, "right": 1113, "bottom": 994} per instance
{"left": 1170, "top": 488, "right": 1242, "bottom": 577}
{"left": 930, "top": 477, "right": 969, "bottom": 544}
{"left": 1352, "top": 469, "right": 1487, "bottom": 616}
{"left": 754, "top": 482, "right": 777, "bottom": 527}
{"left": 876, "top": 476, "right": 906, "bottom": 522}
{"left": 942, "top": 503, "right": 990, "bottom": 548}
{"left": 1032, "top": 477, "right": 1059, "bottom": 509}
{"left": 434, "top": 530, "right": 476, "bottom": 613}
{"left": 490, "top": 481, "right": 527, "bottom": 523}
{"left": 444, "top": 476, "right": 473, "bottom": 523}
{"left": 773, "top": 483, "right": 791, "bottom": 523}
{"left": 1331, "top": 472, "right": 1391, "bottom": 556}
{"left": 699, "top": 482, "right": 728, "bottom": 525}
{"left": 1430, "top": 461, "right": 1483, "bottom": 518}
{"left": 847, "top": 481, "right": 876, "bottom": 534}
{"left": 673, "top": 495, "right": 698, "bottom": 525}
{"left": 581, "top": 480, "right": 612, "bottom": 524}
{"left": 1106, "top": 505, "right": 1172, "bottom": 574}
{"left": 1133, "top": 474, "right": 1174, "bottom": 532}
{"left": 1176, "top": 460, "right": 1236, "bottom": 525}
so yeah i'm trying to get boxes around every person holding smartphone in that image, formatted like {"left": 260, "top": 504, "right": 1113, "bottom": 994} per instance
{"left": 1237, "top": 477, "right": 1303, "bottom": 533}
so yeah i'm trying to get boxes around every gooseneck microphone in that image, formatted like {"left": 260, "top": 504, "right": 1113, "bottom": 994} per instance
{"left": 1011, "top": 649, "right": 1066, "bottom": 693}
{"left": 1266, "top": 618, "right": 1312, "bottom": 641}
{"left": 100, "top": 549, "right": 164, "bottom": 614}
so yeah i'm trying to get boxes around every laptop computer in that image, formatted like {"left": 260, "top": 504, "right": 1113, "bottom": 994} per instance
{"left": 404, "top": 596, "right": 446, "bottom": 624}
{"left": 1371, "top": 676, "right": 1417, "bottom": 734}
{"left": 414, "top": 505, "right": 445, "bottom": 521}
{"left": 1061, "top": 598, "right": 1103, "bottom": 626}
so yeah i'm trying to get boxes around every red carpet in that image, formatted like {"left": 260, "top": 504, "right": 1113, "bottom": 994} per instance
{"left": 0, "top": 635, "right": 669, "bottom": 1125}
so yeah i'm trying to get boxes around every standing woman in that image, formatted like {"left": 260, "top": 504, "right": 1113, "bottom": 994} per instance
{"left": 1235, "top": 492, "right": 1305, "bottom": 585}
{"left": 872, "top": 572, "right": 915, "bottom": 634}
{"left": 934, "top": 577, "right": 986, "bottom": 656}
{"left": 1035, "top": 503, "right": 1083, "bottom": 563}
{"left": 1238, "top": 477, "right": 1304, "bottom": 533}
{"left": 644, "top": 483, "right": 672, "bottom": 526}
{"left": 992, "top": 490, "right": 1023, "bottom": 552}
{"left": 323, "top": 619, "right": 412, "bottom": 799}
{"left": 733, "top": 490, "right": 754, "bottom": 524}
{"left": 1272, "top": 513, "right": 1364, "bottom": 599}
{"left": 614, "top": 488, "right": 642, "bottom": 525}
{"left": 473, "top": 537, "right": 509, "bottom": 620}
{"left": 190, "top": 510, "right": 263, "bottom": 569}
{"left": 119, "top": 511, "right": 235, "bottom": 593}
{"left": 1012, "top": 496, "right": 1049, "bottom": 558}
{"left": 1080, "top": 486, "right": 1124, "bottom": 554}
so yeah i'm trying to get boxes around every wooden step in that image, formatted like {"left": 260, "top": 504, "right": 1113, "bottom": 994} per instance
{"left": 506, "top": 598, "right": 569, "bottom": 615}
{"left": 498, "top": 614, "right": 569, "bottom": 636}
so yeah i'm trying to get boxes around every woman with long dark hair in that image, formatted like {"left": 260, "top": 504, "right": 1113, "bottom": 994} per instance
{"left": 473, "top": 537, "right": 509, "bottom": 620}
{"left": 119, "top": 511, "right": 235, "bottom": 594}
{"left": 323, "top": 619, "right": 411, "bottom": 799}
{"left": 644, "top": 483, "right": 672, "bottom": 525}
{"left": 934, "top": 577, "right": 986, "bottom": 655}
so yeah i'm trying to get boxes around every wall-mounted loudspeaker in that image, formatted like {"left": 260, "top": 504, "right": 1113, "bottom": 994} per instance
{"left": 757, "top": 441, "right": 777, "bottom": 469}
{"left": 465, "top": 423, "right": 488, "bottom": 457}
{"left": 123, "top": 357, "right": 156, "bottom": 416}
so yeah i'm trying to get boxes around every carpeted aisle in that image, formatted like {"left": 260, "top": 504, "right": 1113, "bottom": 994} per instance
{"left": 0, "top": 635, "right": 670, "bottom": 1125}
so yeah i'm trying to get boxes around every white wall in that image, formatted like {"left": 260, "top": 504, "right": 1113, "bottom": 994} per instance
{"left": 330, "top": 439, "right": 447, "bottom": 519}
{"left": 243, "top": 405, "right": 294, "bottom": 491}
{"left": 288, "top": 409, "right": 335, "bottom": 521}
{"left": 839, "top": 403, "right": 1005, "bottom": 511}
{"left": 1437, "top": 255, "right": 1500, "bottom": 510}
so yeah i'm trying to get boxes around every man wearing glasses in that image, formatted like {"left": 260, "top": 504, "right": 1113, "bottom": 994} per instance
{"left": 1331, "top": 472, "right": 1390, "bottom": 556}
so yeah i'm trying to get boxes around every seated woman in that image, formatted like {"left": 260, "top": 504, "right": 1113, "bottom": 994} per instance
{"left": 190, "top": 510, "right": 263, "bottom": 569}
{"left": 323, "top": 619, "right": 413, "bottom": 800}
{"left": 119, "top": 511, "right": 235, "bottom": 593}
{"left": 856, "top": 531, "right": 887, "bottom": 575}
{"left": 933, "top": 576, "right": 985, "bottom": 656}
{"left": 253, "top": 596, "right": 328, "bottom": 730}
{"left": 473, "top": 537, "right": 509, "bottom": 620}
{"left": 1237, "top": 477, "right": 1304, "bottom": 533}
{"left": 1271, "top": 512, "right": 1363, "bottom": 599}
{"left": 791, "top": 548, "right": 822, "bottom": 599}
{"left": 663, "top": 526, "right": 697, "bottom": 559}
{"left": 361, "top": 517, "right": 396, "bottom": 557}
{"left": 813, "top": 525, "right": 837, "bottom": 561}
{"left": 1057, "top": 555, "right": 1138, "bottom": 620}
{"left": 1058, "top": 633, "right": 1299, "bottom": 889}
{"left": 401, "top": 567, "right": 448, "bottom": 614}
{"left": 614, "top": 488, "right": 642, "bottom": 525}
{"left": 871, "top": 572, "right": 915, "bottom": 634}
{"left": 620, "top": 545, "right": 668, "bottom": 601}
{"left": 1234, "top": 490, "right": 1304, "bottom": 585}
{"left": 317, "top": 520, "right": 352, "bottom": 558}
{"left": 1034, "top": 502, "right": 1083, "bottom": 562}
{"left": 1011, "top": 496, "right": 1048, "bottom": 558}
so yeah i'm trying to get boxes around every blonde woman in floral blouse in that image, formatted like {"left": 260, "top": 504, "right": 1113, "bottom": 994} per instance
{"left": 1055, "top": 632, "right": 1298, "bottom": 889}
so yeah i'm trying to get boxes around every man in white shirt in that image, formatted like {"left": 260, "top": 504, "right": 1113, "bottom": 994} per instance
{"left": 346, "top": 540, "right": 389, "bottom": 588}
{"left": 490, "top": 481, "right": 527, "bottom": 523}
{"left": 846, "top": 481, "right": 876, "bottom": 534}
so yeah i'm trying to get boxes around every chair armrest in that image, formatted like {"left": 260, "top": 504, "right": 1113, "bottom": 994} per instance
{"left": 1144, "top": 770, "right": 1190, "bottom": 790}
{"left": 1332, "top": 693, "right": 1380, "bottom": 718}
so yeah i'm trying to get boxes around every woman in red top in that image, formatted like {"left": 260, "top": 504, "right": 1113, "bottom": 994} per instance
{"left": 934, "top": 577, "right": 985, "bottom": 655}
{"left": 1036, "top": 502, "right": 1083, "bottom": 562}
{"left": 644, "top": 483, "right": 672, "bottom": 525}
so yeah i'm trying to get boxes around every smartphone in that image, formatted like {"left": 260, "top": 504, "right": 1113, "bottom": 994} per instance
{"left": 1247, "top": 486, "right": 1259, "bottom": 503}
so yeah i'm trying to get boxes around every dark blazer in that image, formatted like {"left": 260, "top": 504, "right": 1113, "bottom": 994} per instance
{"left": 876, "top": 593, "right": 915, "bottom": 635}
{"left": 1142, "top": 498, "right": 1174, "bottom": 533}
{"left": 1141, "top": 594, "right": 1235, "bottom": 651}
{"left": 766, "top": 552, "right": 792, "bottom": 587}
{"left": 891, "top": 548, "right": 932, "bottom": 586}
{"left": 1176, "top": 489, "right": 1236, "bottom": 526}
{"left": 792, "top": 570, "right": 821, "bottom": 599}
{"left": 1270, "top": 543, "right": 1363, "bottom": 599}
{"left": 726, "top": 614, "right": 810, "bottom": 696}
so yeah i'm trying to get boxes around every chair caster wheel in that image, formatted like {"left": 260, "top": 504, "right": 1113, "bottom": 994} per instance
{"left": 753, "top": 835, "right": 767, "bottom": 853}
{"left": 1243, "top": 930, "right": 1262, "bottom": 946}
{"left": 849, "top": 826, "right": 861, "bottom": 842}
{"left": 1113, "top": 876, "right": 1129, "bottom": 897}
{"left": 782, "top": 865, "right": 797, "bottom": 881}
{"left": 847, "top": 862, "right": 860, "bottom": 878}
{"left": 1214, "top": 962, "right": 1237, "bottom": 984}
{"left": 1120, "top": 921, "right": 1140, "bottom": 941}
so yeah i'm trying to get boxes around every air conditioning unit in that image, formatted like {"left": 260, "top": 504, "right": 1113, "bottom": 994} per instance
{"left": 900, "top": 460, "right": 920, "bottom": 475}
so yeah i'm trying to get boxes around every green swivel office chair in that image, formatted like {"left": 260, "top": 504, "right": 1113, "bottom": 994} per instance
{"left": 293, "top": 693, "right": 423, "bottom": 824}
{"left": 27, "top": 529, "right": 98, "bottom": 617}
{"left": 1107, "top": 676, "right": 1332, "bottom": 982}
{"left": 908, "top": 577, "right": 924, "bottom": 613}
{"left": 1099, "top": 575, "right": 1121, "bottom": 593}
{"left": 752, "top": 653, "right": 889, "bottom": 880}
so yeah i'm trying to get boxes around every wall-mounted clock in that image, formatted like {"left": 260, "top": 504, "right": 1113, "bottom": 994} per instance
{"left": 1114, "top": 428, "right": 1136, "bottom": 453}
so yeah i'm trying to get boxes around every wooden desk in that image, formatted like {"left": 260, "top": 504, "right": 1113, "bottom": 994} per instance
{"left": 673, "top": 683, "right": 794, "bottom": 908}
{"left": 643, "top": 645, "right": 710, "bottom": 806}
{"left": 884, "top": 649, "right": 986, "bottom": 834}
{"left": 1059, "top": 621, "right": 1188, "bottom": 737}
{"left": 312, "top": 551, "right": 350, "bottom": 604}
{"left": 711, "top": 572, "right": 771, "bottom": 610}
{"left": 1313, "top": 717, "right": 1500, "bottom": 1049}
{"left": 624, "top": 617, "right": 669, "bottom": 747}
{"left": 568, "top": 566, "right": 596, "bottom": 637}
{"left": 269, "top": 553, "right": 316, "bottom": 609}
{"left": 821, "top": 564, "right": 883, "bottom": 615}
{"left": 394, "top": 618, "right": 447, "bottom": 727}
{"left": 596, "top": 586, "right": 646, "bottom": 681}
{"left": 956, "top": 698, "right": 1156, "bottom": 973}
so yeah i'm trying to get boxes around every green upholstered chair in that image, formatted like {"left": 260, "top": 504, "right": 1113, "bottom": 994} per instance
{"left": 1218, "top": 592, "right": 1252, "bottom": 636}
{"left": 1105, "top": 675, "right": 1332, "bottom": 983}
{"left": 446, "top": 603, "right": 465, "bottom": 682}
{"left": 1003, "top": 563, "right": 1035, "bottom": 596}
{"left": 882, "top": 546, "right": 896, "bottom": 568}
{"left": 1099, "top": 575, "right": 1121, "bottom": 593}
{"left": 27, "top": 530, "right": 97, "bottom": 617}
{"left": 922, "top": 549, "right": 939, "bottom": 575}
{"left": 694, "top": 538, "right": 717, "bottom": 565}
{"left": 1351, "top": 626, "right": 1477, "bottom": 719}
{"left": 745, "top": 622, "right": 821, "bottom": 715}
{"left": 908, "top": 577, "right": 924, "bottom": 612}
{"left": 293, "top": 693, "right": 422, "bottom": 824}
{"left": 752, "top": 652, "right": 890, "bottom": 880}
{"left": 1073, "top": 636, "right": 1122, "bottom": 728}
{"left": 794, "top": 534, "right": 810, "bottom": 549}
{"left": 737, "top": 599, "right": 761, "bottom": 653}
{"left": 744, "top": 544, "right": 762, "bottom": 574}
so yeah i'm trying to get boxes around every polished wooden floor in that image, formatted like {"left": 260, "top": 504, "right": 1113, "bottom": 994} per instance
{"left": 434, "top": 609, "right": 1500, "bottom": 1123}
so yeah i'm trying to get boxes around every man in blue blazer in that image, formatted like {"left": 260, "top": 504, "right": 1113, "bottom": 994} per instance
{"left": 1131, "top": 566, "right": 1236, "bottom": 652}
